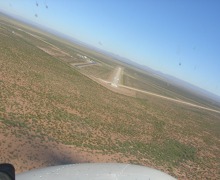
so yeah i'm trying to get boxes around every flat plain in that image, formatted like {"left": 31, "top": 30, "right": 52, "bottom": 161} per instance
{"left": 0, "top": 15, "right": 220, "bottom": 179}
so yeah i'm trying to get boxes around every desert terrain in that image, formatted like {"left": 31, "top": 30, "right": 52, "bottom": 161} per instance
{"left": 0, "top": 15, "right": 220, "bottom": 179}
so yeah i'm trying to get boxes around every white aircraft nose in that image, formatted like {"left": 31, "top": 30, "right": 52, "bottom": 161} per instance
{"left": 17, "top": 163, "right": 176, "bottom": 180}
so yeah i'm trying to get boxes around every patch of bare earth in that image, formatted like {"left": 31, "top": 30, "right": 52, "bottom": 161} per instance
{"left": 0, "top": 128, "right": 148, "bottom": 174}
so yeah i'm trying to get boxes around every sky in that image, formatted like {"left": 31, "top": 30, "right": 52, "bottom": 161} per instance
{"left": 0, "top": 0, "right": 220, "bottom": 96}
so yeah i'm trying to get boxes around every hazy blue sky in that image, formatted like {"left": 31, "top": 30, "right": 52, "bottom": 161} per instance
{"left": 1, "top": 0, "right": 220, "bottom": 96}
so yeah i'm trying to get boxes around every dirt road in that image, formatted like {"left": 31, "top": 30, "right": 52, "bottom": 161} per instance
{"left": 120, "top": 84, "right": 220, "bottom": 114}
